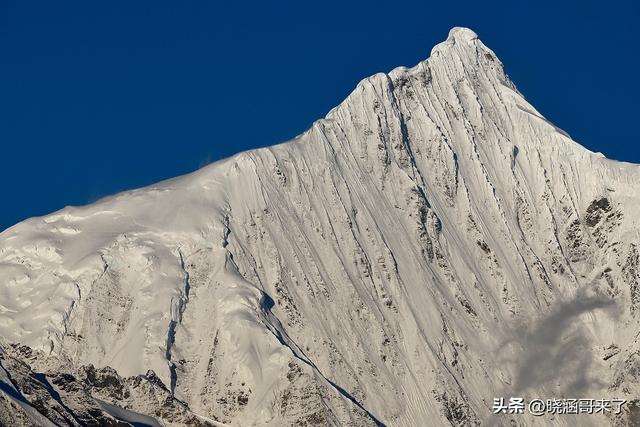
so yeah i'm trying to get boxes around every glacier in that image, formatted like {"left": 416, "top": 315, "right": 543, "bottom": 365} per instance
{"left": 1, "top": 27, "right": 639, "bottom": 426}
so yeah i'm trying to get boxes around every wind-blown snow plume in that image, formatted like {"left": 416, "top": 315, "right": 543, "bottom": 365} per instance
{"left": 508, "top": 291, "right": 619, "bottom": 397}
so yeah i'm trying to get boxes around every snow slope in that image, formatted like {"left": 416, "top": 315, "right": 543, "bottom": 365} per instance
{"left": 1, "top": 27, "right": 640, "bottom": 426}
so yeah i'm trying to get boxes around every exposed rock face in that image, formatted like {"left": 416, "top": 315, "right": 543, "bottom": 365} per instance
{"left": 0, "top": 344, "right": 214, "bottom": 426}
{"left": 1, "top": 27, "right": 640, "bottom": 426}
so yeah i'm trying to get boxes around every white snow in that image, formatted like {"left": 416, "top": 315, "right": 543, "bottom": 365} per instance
{"left": 96, "top": 399, "right": 163, "bottom": 427}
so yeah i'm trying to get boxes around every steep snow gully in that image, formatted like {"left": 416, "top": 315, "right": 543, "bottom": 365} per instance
{"left": 1, "top": 27, "right": 640, "bottom": 426}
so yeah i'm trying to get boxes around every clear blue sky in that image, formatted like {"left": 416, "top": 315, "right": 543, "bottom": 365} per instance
{"left": 1, "top": 1, "right": 638, "bottom": 231}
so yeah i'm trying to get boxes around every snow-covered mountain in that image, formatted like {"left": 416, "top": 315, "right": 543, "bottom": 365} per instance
{"left": 1, "top": 27, "right": 639, "bottom": 426}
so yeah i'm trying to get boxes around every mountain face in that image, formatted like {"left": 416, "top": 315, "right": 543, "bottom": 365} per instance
{"left": 1, "top": 27, "right": 640, "bottom": 426}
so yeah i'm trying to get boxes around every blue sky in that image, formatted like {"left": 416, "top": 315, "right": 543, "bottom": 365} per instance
{"left": 1, "top": 1, "right": 638, "bottom": 231}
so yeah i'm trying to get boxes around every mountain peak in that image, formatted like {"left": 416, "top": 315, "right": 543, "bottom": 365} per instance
{"left": 429, "top": 26, "right": 487, "bottom": 60}
{"left": 447, "top": 26, "right": 479, "bottom": 43}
